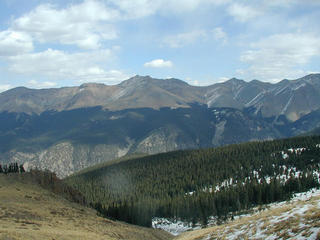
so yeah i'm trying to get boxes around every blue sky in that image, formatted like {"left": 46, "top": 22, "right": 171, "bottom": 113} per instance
{"left": 0, "top": 0, "right": 319, "bottom": 91}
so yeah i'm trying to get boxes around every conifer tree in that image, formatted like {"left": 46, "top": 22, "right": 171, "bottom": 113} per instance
{"left": 19, "top": 164, "right": 25, "bottom": 173}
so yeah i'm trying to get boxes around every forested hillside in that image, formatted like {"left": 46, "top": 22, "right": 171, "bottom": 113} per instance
{"left": 65, "top": 136, "right": 320, "bottom": 227}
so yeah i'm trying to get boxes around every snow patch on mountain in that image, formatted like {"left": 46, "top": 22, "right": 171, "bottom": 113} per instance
{"left": 245, "top": 91, "right": 265, "bottom": 106}
{"left": 292, "top": 83, "right": 306, "bottom": 91}
{"left": 281, "top": 95, "right": 293, "bottom": 114}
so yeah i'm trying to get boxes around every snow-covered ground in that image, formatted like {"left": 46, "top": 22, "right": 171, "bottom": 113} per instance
{"left": 154, "top": 188, "right": 320, "bottom": 237}
{"left": 205, "top": 188, "right": 320, "bottom": 240}
{"left": 152, "top": 218, "right": 201, "bottom": 236}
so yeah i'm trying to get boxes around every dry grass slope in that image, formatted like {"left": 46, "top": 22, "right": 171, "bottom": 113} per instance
{"left": 0, "top": 174, "right": 173, "bottom": 240}
{"left": 176, "top": 191, "right": 320, "bottom": 240}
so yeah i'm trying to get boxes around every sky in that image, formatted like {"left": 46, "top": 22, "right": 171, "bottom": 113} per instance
{"left": 0, "top": 0, "right": 319, "bottom": 91}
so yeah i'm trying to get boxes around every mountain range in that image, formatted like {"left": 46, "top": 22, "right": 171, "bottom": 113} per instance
{"left": 1, "top": 74, "right": 320, "bottom": 121}
{"left": 0, "top": 74, "right": 319, "bottom": 177}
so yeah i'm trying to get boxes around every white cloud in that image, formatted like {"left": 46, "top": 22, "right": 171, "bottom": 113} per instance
{"left": 106, "top": 0, "right": 159, "bottom": 19}
{"left": 7, "top": 0, "right": 229, "bottom": 52}
{"left": 217, "top": 77, "right": 229, "bottom": 83}
{"left": 154, "top": 0, "right": 230, "bottom": 14}
{"left": 144, "top": 59, "right": 173, "bottom": 68}
{"left": 12, "top": 1, "right": 118, "bottom": 49}
{"left": 27, "top": 80, "right": 57, "bottom": 88}
{"left": 212, "top": 27, "right": 227, "bottom": 44}
{"left": 263, "top": 0, "right": 320, "bottom": 8}
{"left": 76, "top": 69, "right": 131, "bottom": 85}
{"left": 227, "top": 3, "right": 261, "bottom": 22}
{"left": 0, "top": 30, "right": 33, "bottom": 56}
{"left": 8, "top": 0, "right": 228, "bottom": 51}
{"left": 7, "top": 48, "right": 129, "bottom": 84}
{"left": 164, "top": 27, "right": 227, "bottom": 48}
{"left": 107, "top": 0, "right": 229, "bottom": 18}
{"left": 185, "top": 77, "right": 199, "bottom": 85}
{"left": 240, "top": 33, "right": 320, "bottom": 81}
{"left": 163, "top": 30, "right": 207, "bottom": 48}
{"left": 0, "top": 84, "right": 12, "bottom": 92}
{"left": 185, "top": 76, "right": 223, "bottom": 86}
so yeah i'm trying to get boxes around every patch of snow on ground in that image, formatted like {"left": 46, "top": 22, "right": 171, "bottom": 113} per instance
{"left": 282, "top": 152, "right": 289, "bottom": 159}
{"left": 154, "top": 188, "right": 320, "bottom": 237}
{"left": 291, "top": 188, "right": 320, "bottom": 201}
{"left": 185, "top": 191, "right": 195, "bottom": 196}
{"left": 222, "top": 188, "right": 320, "bottom": 240}
{"left": 152, "top": 217, "right": 201, "bottom": 236}
{"left": 288, "top": 147, "right": 306, "bottom": 154}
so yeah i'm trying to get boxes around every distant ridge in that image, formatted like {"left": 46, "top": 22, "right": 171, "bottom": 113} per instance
{"left": 1, "top": 73, "right": 319, "bottom": 122}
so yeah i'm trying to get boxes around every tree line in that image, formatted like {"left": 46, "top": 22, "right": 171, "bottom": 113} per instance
{"left": 0, "top": 162, "right": 25, "bottom": 174}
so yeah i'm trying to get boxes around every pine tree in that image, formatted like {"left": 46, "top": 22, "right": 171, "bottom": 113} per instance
{"left": 19, "top": 164, "right": 25, "bottom": 173}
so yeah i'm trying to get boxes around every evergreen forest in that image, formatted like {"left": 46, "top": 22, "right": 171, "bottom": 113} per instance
{"left": 65, "top": 136, "right": 320, "bottom": 227}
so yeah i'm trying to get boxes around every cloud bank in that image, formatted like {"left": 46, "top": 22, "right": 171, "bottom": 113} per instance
{"left": 144, "top": 59, "right": 173, "bottom": 68}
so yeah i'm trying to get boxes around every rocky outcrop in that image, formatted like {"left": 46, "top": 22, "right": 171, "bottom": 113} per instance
{"left": 9, "top": 142, "right": 133, "bottom": 178}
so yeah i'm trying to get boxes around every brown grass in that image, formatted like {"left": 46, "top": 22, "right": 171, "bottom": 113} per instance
{"left": 0, "top": 175, "right": 173, "bottom": 240}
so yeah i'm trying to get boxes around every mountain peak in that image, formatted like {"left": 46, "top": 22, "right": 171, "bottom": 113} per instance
{"left": 119, "top": 75, "right": 152, "bottom": 87}
{"left": 300, "top": 73, "right": 320, "bottom": 79}
{"left": 79, "top": 82, "right": 106, "bottom": 89}
{"left": 119, "top": 75, "right": 189, "bottom": 88}
{"left": 129, "top": 75, "right": 152, "bottom": 81}
{"left": 226, "top": 77, "right": 244, "bottom": 82}
{"left": 163, "top": 77, "right": 190, "bottom": 86}
{"left": 296, "top": 73, "right": 320, "bottom": 85}
{"left": 224, "top": 78, "right": 246, "bottom": 86}
{"left": 3, "top": 86, "right": 31, "bottom": 95}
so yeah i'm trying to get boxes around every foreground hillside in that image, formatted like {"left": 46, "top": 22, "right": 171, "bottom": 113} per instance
{"left": 176, "top": 189, "right": 320, "bottom": 240}
{"left": 0, "top": 174, "right": 172, "bottom": 240}
{"left": 66, "top": 135, "right": 320, "bottom": 228}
